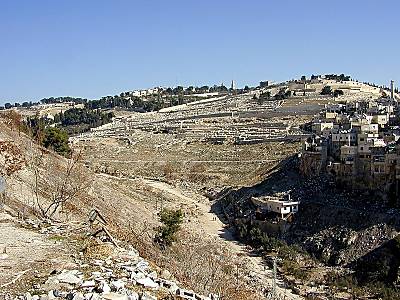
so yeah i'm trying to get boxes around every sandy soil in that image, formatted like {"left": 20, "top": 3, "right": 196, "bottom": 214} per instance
{"left": 0, "top": 209, "right": 75, "bottom": 297}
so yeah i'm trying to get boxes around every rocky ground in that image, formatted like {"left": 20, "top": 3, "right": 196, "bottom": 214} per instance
{"left": 0, "top": 120, "right": 299, "bottom": 299}
{"left": 1, "top": 88, "right": 387, "bottom": 299}
{"left": 217, "top": 158, "right": 400, "bottom": 298}
{"left": 0, "top": 210, "right": 70, "bottom": 294}
{"left": 0, "top": 209, "right": 219, "bottom": 300}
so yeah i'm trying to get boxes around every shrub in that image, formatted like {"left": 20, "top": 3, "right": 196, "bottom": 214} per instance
{"left": 155, "top": 208, "right": 184, "bottom": 247}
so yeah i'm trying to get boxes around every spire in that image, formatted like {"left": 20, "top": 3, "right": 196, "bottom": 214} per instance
{"left": 390, "top": 80, "right": 395, "bottom": 100}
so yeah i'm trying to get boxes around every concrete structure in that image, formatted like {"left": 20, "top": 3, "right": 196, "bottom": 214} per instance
{"left": 312, "top": 121, "right": 334, "bottom": 137}
{"left": 251, "top": 195, "right": 300, "bottom": 219}
{"left": 301, "top": 97, "right": 400, "bottom": 203}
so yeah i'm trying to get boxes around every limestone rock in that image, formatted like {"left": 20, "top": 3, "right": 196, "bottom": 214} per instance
{"left": 110, "top": 279, "right": 125, "bottom": 291}
{"left": 57, "top": 270, "right": 83, "bottom": 285}
{"left": 81, "top": 280, "right": 96, "bottom": 288}
{"left": 127, "top": 292, "right": 139, "bottom": 300}
{"left": 99, "top": 281, "right": 111, "bottom": 293}
{"left": 102, "top": 293, "right": 129, "bottom": 300}
{"left": 141, "top": 292, "right": 157, "bottom": 300}
{"left": 136, "top": 277, "right": 158, "bottom": 289}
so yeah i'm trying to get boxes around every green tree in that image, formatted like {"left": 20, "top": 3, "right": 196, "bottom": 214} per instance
{"left": 173, "top": 86, "right": 184, "bottom": 95}
{"left": 155, "top": 208, "right": 184, "bottom": 247}
{"left": 42, "top": 127, "right": 71, "bottom": 157}
{"left": 334, "top": 89, "right": 344, "bottom": 97}
{"left": 199, "top": 86, "right": 209, "bottom": 93}
{"left": 321, "top": 86, "right": 333, "bottom": 95}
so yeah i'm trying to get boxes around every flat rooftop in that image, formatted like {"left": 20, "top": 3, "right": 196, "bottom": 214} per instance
{"left": 251, "top": 196, "right": 299, "bottom": 205}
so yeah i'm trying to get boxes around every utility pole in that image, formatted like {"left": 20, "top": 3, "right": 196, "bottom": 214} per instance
{"left": 268, "top": 256, "right": 277, "bottom": 300}
{"left": 273, "top": 256, "right": 277, "bottom": 299}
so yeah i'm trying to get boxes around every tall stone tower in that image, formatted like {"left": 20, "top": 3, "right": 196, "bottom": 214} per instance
{"left": 390, "top": 80, "right": 395, "bottom": 100}
{"left": 231, "top": 80, "right": 235, "bottom": 91}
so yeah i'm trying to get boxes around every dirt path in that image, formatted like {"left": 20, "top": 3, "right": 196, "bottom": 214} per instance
{"left": 0, "top": 210, "right": 72, "bottom": 297}
{"left": 141, "top": 179, "right": 302, "bottom": 299}
{"left": 94, "top": 173, "right": 302, "bottom": 298}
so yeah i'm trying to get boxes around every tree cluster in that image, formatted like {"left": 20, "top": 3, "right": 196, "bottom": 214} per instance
{"left": 55, "top": 108, "right": 114, "bottom": 129}
{"left": 324, "top": 74, "right": 351, "bottom": 81}
{"left": 85, "top": 95, "right": 164, "bottom": 112}
{"left": 1, "top": 101, "right": 40, "bottom": 110}
{"left": 1, "top": 96, "right": 88, "bottom": 110}
{"left": 24, "top": 116, "right": 72, "bottom": 157}
{"left": 164, "top": 84, "right": 229, "bottom": 95}
{"left": 333, "top": 89, "right": 344, "bottom": 97}
{"left": 40, "top": 96, "right": 87, "bottom": 105}
{"left": 274, "top": 89, "right": 292, "bottom": 100}
{"left": 321, "top": 86, "right": 333, "bottom": 95}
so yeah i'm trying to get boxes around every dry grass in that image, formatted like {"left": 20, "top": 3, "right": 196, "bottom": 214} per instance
{"left": 81, "top": 238, "right": 115, "bottom": 259}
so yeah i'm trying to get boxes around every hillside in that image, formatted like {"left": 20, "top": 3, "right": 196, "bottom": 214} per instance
{"left": 1, "top": 76, "right": 399, "bottom": 299}
{"left": 0, "top": 110, "right": 293, "bottom": 299}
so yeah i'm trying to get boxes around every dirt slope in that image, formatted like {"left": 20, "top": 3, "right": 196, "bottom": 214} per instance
{"left": 0, "top": 118, "right": 301, "bottom": 299}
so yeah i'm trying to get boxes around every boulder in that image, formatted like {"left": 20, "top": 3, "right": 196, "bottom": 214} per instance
{"left": 136, "top": 277, "right": 158, "bottom": 289}
{"left": 73, "top": 293, "right": 85, "bottom": 300}
{"left": 99, "top": 281, "right": 111, "bottom": 293}
{"left": 110, "top": 279, "right": 125, "bottom": 291}
{"left": 84, "top": 293, "right": 101, "bottom": 300}
{"left": 140, "top": 292, "right": 157, "bottom": 300}
{"left": 131, "top": 271, "right": 145, "bottom": 281}
{"left": 127, "top": 292, "right": 139, "bottom": 300}
{"left": 102, "top": 293, "right": 129, "bottom": 300}
{"left": 24, "top": 293, "right": 32, "bottom": 300}
{"left": 81, "top": 280, "right": 96, "bottom": 288}
{"left": 57, "top": 270, "right": 83, "bottom": 285}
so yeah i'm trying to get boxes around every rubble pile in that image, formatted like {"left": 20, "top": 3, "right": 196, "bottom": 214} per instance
{"left": 8, "top": 218, "right": 218, "bottom": 300}
{"left": 15, "top": 245, "right": 218, "bottom": 300}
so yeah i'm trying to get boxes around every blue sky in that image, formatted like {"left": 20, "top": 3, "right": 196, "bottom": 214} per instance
{"left": 0, "top": 0, "right": 399, "bottom": 104}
